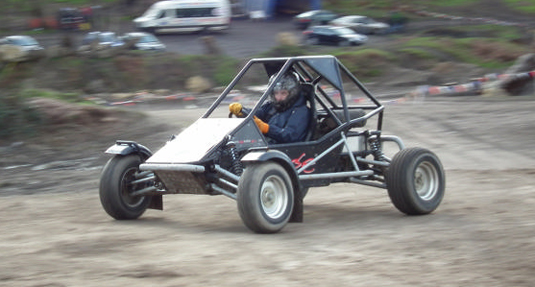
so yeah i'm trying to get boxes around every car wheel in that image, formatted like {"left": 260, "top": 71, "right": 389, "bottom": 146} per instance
{"left": 338, "top": 40, "right": 350, "bottom": 47}
{"left": 99, "top": 154, "right": 152, "bottom": 219}
{"left": 386, "top": 147, "right": 445, "bottom": 215}
{"left": 237, "top": 162, "right": 294, "bottom": 233}
{"left": 305, "top": 37, "right": 319, "bottom": 45}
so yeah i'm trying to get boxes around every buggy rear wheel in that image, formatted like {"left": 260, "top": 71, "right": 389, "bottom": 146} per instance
{"left": 99, "top": 154, "right": 152, "bottom": 220}
{"left": 237, "top": 162, "right": 294, "bottom": 233}
{"left": 386, "top": 147, "right": 445, "bottom": 215}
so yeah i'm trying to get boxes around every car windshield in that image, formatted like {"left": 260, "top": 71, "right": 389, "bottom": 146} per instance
{"left": 142, "top": 6, "right": 159, "bottom": 18}
{"left": 99, "top": 33, "right": 116, "bottom": 42}
{"left": 333, "top": 27, "right": 355, "bottom": 35}
{"left": 300, "top": 10, "right": 317, "bottom": 17}
{"left": 11, "top": 37, "right": 38, "bottom": 46}
{"left": 138, "top": 35, "right": 158, "bottom": 43}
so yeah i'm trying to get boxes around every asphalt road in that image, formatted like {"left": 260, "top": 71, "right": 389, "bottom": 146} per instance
{"left": 156, "top": 16, "right": 300, "bottom": 57}
{"left": 33, "top": 16, "right": 388, "bottom": 58}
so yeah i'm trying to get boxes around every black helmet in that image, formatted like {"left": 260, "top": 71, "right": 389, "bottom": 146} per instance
{"left": 269, "top": 72, "right": 301, "bottom": 112}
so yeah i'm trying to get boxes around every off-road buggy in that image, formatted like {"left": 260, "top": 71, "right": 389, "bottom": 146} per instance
{"left": 99, "top": 55, "right": 445, "bottom": 233}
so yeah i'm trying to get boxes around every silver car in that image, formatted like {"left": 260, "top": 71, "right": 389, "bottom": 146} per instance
{"left": 330, "top": 15, "right": 390, "bottom": 35}
{"left": 0, "top": 35, "right": 44, "bottom": 52}
{"left": 303, "top": 25, "right": 368, "bottom": 46}
{"left": 121, "top": 32, "right": 166, "bottom": 51}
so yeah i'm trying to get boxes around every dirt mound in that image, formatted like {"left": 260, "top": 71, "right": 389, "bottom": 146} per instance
{"left": 0, "top": 98, "right": 172, "bottom": 168}
{"left": 29, "top": 97, "right": 117, "bottom": 125}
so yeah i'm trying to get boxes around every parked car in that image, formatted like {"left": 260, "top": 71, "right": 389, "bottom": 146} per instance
{"left": 293, "top": 10, "right": 339, "bottom": 30}
{"left": 121, "top": 32, "right": 166, "bottom": 51}
{"left": 133, "top": 0, "right": 231, "bottom": 34}
{"left": 330, "top": 15, "right": 390, "bottom": 35}
{"left": 302, "top": 25, "right": 368, "bottom": 46}
{"left": 81, "top": 31, "right": 124, "bottom": 47}
{"left": 0, "top": 35, "right": 44, "bottom": 52}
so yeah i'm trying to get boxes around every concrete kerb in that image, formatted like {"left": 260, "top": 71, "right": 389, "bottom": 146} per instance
{"left": 83, "top": 70, "right": 535, "bottom": 107}
{"left": 409, "top": 70, "right": 535, "bottom": 99}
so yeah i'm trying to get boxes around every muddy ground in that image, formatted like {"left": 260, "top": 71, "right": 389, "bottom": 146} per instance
{"left": 1, "top": 92, "right": 535, "bottom": 286}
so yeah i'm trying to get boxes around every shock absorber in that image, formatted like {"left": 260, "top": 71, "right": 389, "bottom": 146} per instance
{"left": 368, "top": 133, "right": 386, "bottom": 161}
{"left": 226, "top": 141, "right": 243, "bottom": 175}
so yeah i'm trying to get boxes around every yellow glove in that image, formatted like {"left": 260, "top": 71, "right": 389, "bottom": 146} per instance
{"left": 254, "top": 116, "right": 269, "bottom": 134}
{"left": 229, "top": 102, "right": 243, "bottom": 117}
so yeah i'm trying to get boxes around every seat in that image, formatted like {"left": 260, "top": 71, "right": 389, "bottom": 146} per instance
{"left": 300, "top": 82, "right": 317, "bottom": 141}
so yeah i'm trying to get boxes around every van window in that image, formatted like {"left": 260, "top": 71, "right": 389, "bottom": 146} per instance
{"left": 175, "top": 8, "right": 217, "bottom": 18}
{"left": 156, "top": 10, "right": 166, "bottom": 19}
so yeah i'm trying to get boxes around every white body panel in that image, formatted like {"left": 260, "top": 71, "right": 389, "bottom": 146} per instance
{"left": 146, "top": 118, "right": 243, "bottom": 164}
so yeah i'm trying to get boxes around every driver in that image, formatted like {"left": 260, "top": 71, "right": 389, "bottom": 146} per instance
{"left": 229, "top": 72, "right": 311, "bottom": 144}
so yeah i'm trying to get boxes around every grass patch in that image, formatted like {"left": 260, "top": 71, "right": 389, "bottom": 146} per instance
{"left": 418, "top": 24, "right": 525, "bottom": 40}
{"left": 261, "top": 45, "right": 309, "bottom": 58}
{"left": 398, "top": 47, "right": 437, "bottom": 60}
{"left": 20, "top": 89, "right": 87, "bottom": 103}
{"left": 422, "top": 0, "right": 480, "bottom": 7}
{"left": 457, "top": 38, "right": 529, "bottom": 68}
{"left": 333, "top": 49, "right": 395, "bottom": 79}
{"left": 214, "top": 57, "right": 241, "bottom": 86}
{"left": 0, "top": 92, "right": 42, "bottom": 140}
{"left": 504, "top": 0, "right": 535, "bottom": 13}
{"left": 400, "top": 36, "right": 527, "bottom": 69}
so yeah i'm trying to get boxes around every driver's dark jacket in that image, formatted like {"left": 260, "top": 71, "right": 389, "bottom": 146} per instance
{"left": 255, "top": 95, "right": 311, "bottom": 144}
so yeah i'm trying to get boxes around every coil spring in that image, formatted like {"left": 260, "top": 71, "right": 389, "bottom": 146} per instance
{"left": 368, "top": 137, "right": 386, "bottom": 161}
{"left": 227, "top": 141, "right": 243, "bottom": 175}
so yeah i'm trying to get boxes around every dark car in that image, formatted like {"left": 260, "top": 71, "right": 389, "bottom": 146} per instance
{"left": 293, "top": 10, "right": 339, "bottom": 30}
{"left": 81, "top": 31, "right": 124, "bottom": 47}
{"left": 303, "top": 25, "right": 368, "bottom": 46}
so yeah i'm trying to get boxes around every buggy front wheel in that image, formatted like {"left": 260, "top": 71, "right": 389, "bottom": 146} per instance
{"left": 237, "top": 162, "right": 294, "bottom": 233}
{"left": 386, "top": 147, "right": 445, "bottom": 215}
{"left": 99, "top": 154, "right": 152, "bottom": 220}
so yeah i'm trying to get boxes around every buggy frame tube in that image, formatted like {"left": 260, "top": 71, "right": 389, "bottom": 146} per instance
{"left": 300, "top": 170, "right": 374, "bottom": 180}
{"left": 296, "top": 132, "right": 376, "bottom": 181}
{"left": 202, "top": 59, "right": 256, "bottom": 118}
{"left": 380, "top": 135, "right": 405, "bottom": 150}
{"left": 349, "top": 178, "right": 387, "bottom": 189}
{"left": 210, "top": 184, "right": 237, "bottom": 200}
{"left": 297, "top": 134, "right": 346, "bottom": 174}
{"left": 214, "top": 164, "right": 240, "bottom": 183}
{"left": 130, "top": 175, "right": 155, "bottom": 185}
{"left": 130, "top": 185, "right": 158, "bottom": 197}
{"left": 139, "top": 163, "right": 205, "bottom": 173}
{"left": 216, "top": 177, "right": 238, "bottom": 191}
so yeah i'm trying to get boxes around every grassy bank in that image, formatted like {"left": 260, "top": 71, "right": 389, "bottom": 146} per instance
{"left": 2, "top": 0, "right": 534, "bottom": 141}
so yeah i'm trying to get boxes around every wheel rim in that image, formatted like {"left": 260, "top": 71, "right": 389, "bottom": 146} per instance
{"left": 260, "top": 175, "right": 289, "bottom": 219}
{"left": 340, "top": 41, "right": 349, "bottom": 47}
{"left": 307, "top": 37, "right": 318, "bottom": 45}
{"left": 414, "top": 161, "right": 439, "bottom": 200}
{"left": 121, "top": 167, "right": 145, "bottom": 208}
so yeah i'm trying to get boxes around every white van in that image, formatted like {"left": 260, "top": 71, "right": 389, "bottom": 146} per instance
{"left": 134, "top": 0, "right": 231, "bottom": 33}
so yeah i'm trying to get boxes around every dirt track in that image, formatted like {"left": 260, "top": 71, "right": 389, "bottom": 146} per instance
{"left": 1, "top": 94, "right": 535, "bottom": 286}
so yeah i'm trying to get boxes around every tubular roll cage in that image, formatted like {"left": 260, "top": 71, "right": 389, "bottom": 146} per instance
{"left": 139, "top": 56, "right": 405, "bottom": 199}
